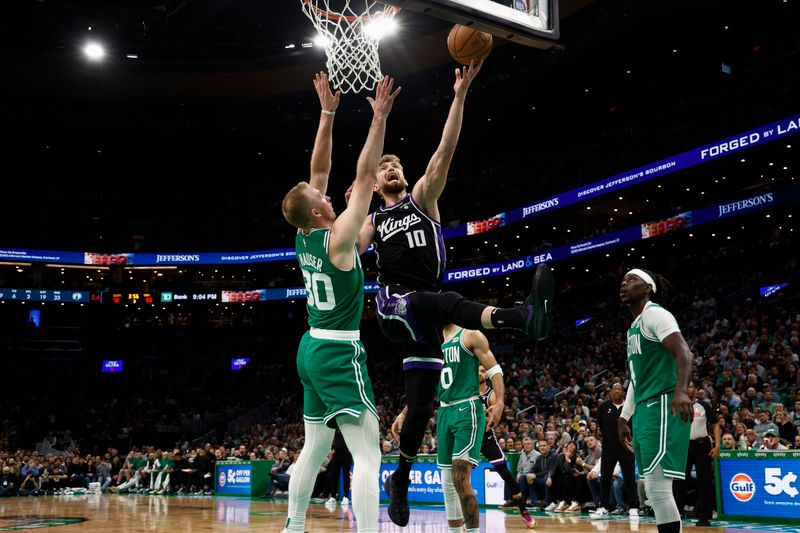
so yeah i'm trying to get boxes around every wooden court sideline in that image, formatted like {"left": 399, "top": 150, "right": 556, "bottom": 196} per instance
{"left": 0, "top": 495, "right": 780, "bottom": 532}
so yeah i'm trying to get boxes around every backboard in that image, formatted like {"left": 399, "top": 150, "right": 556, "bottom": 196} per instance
{"left": 382, "top": 0, "right": 560, "bottom": 48}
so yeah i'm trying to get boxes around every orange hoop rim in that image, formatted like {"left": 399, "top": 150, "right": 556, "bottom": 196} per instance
{"left": 302, "top": 0, "right": 400, "bottom": 23}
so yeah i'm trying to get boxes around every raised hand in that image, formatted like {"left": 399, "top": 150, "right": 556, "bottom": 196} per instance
{"left": 366, "top": 76, "right": 402, "bottom": 119}
{"left": 313, "top": 71, "right": 341, "bottom": 113}
{"left": 453, "top": 60, "right": 483, "bottom": 97}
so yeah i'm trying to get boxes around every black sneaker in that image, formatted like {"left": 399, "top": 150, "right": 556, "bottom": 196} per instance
{"left": 384, "top": 472, "right": 410, "bottom": 527}
{"left": 696, "top": 518, "right": 711, "bottom": 527}
{"left": 521, "top": 264, "right": 555, "bottom": 340}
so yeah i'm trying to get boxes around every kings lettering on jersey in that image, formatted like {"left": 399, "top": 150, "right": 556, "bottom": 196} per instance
{"left": 375, "top": 213, "right": 422, "bottom": 240}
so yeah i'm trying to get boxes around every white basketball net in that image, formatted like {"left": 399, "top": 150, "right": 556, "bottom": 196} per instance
{"left": 301, "top": 1, "right": 399, "bottom": 94}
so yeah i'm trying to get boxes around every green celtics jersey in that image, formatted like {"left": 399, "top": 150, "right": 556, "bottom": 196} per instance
{"left": 438, "top": 328, "right": 480, "bottom": 404}
{"left": 627, "top": 301, "right": 681, "bottom": 404}
{"left": 296, "top": 228, "right": 364, "bottom": 331}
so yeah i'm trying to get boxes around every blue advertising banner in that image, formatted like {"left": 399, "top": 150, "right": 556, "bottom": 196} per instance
{"left": 718, "top": 451, "right": 800, "bottom": 520}
{"left": 3, "top": 117, "right": 798, "bottom": 268}
{"left": 443, "top": 184, "right": 797, "bottom": 284}
{"left": 379, "top": 459, "right": 507, "bottom": 505}
{"left": 217, "top": 463, "right": 254, "bottom": 496}
{"left": 0, "top": 248, "right": 85, "bottom": 264}
{"left": 446, "top": 114, "right": 800, "bottom": 238}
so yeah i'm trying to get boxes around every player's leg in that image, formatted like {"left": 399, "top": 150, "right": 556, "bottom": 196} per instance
{"left": 409, "top": 264, "right": 555, "bottom": 340}
{"left": 437, "top": 406, "right": 465, "bottom": 533}
{"left": 452, "top": 459, "right": 479, "bottom": 532}
{"left": 482, "top": 431, "right": 535, "bottom": 527}
{"left": 644, "top": 465, "right": 681, "bottom": 533}
{"left": 638, "top": 392, "right": 690, "bottom": 532}
{"left": 309, "top": 338, "right": 380, "bottom": 532}
{"left": 338, "top": 411, "right": 381, "bottom": 533}
{"left": 284, "top": 333, "right": 345, "bottom": 533}
{"left": 386, "top": 360, "right": 440, "bottom": 526}
{"left": 284, "top": 420, "right": 336, "bottom": 533}
{"left": 451, "top": 399, "right": 486, "bottom": 533}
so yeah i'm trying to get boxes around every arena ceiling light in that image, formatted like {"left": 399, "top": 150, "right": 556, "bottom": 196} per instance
{"left": 313, "top": 33, "right": 331, "bottom": 48}
{"left": 363, "top": 17, "right": 398, "bottom": 40}
{"left": 83, "top": 41, "right": 106, "bottom": 61}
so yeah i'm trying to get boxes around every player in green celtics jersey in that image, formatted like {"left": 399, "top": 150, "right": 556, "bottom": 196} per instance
{"left": 437, "top": 324, "right": 506, "bottom": 533}
{"left": 280, "top": 74, "right": 401, "bottom": 533}
{"left": 617, "top": 268, "right": 692, "bottom": 533}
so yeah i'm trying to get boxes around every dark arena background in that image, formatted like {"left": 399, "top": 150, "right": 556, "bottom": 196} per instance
{"left": 0, "top": 0, "right": 798, "bottom": 532}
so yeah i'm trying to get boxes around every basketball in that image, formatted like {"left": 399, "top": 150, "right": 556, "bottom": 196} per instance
{"left": 447, "top": 24, "right": 493, "bottom": 65}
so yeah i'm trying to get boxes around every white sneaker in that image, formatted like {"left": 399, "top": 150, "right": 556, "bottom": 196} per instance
{"left": 590, "top": 507, "right": 610, "bottom": 519}
{"left": 325, "top": 497, "right": 336, "bottom": 506}
{"left": 629, "top": 508, "right": 639, "bottom": 520}
{"left": 566, "top": 501, "right": 580, "bottom": 512}
{"left": 341, "top": 497, "right": 349, "bottom": 506}
{"left": 554, "top": 501, "right": 568, "bottom": 512}
{"left": 544, "top": 502, "right": 558, "bottom": 511}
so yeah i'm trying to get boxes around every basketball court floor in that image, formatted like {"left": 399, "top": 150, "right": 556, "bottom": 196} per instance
{"left": 0, "top": 496, "right": 787, "bottom": 532}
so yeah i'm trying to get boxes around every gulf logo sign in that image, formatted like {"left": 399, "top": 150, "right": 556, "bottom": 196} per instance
{"left": 729, "top": 473, "right": 755, "bottom": 501}
{"left": 219, "top": 471, "right": 226, "bottom": 487}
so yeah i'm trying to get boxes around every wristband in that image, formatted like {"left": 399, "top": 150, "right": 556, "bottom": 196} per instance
{"left": 321, "top": 109, "right": 336, "bottom": 116}
{"left": 486, "top": 364, "right": 503, "bottom": 380}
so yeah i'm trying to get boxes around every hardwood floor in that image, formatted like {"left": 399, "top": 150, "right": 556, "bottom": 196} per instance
{"left": 0, "top": 495, "right": 780, "bottom": 532}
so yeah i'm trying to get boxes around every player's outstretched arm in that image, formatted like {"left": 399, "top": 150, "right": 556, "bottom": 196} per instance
{"left": 309, "top": 71, "right": 341, "bottom": 196}
{"left": 412, "top": 60, "right": 482, "bottom": 218}
{"left": 466, "top": 329, "right": 504, "bottom": 430}
{"left": 343, "top": 184, "right": 377, "bottom": 255}
{"left": 329, "top": 77, "right": 401, "bottom": 268}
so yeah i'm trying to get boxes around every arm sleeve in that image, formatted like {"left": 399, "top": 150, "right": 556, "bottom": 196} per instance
{"left": 641, "top": 305, "right": 681, "bottom": 342}
{"left": 621, "top": 380, "right": 636, "bottom": 420}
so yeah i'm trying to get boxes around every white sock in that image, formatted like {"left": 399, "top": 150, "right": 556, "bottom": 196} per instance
{"left": 285, "top": 421, "right": 335, "bottom": 532}
{"left": 338, "top": 411, "right": 381, "bottom": 533}
{"left": 442, "top": 469, "right": 463, "bottom": 522}
{"left": 466, "top": 528, "right": 480, "bottom": 533}
{"left": 449, "top": 528, "right": 463, "bottom": 533}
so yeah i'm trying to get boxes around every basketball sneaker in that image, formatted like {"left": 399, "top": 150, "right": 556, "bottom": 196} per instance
{"left": 521, "top": 264, "right": 555, "bottom": 340}
{"left": 521, "top": 509, "right": 537, "bottom": 529}
{"left": 590, "top": 507, "right": 610, "bottom": 519}
{"left": 384, "top": 472, "right": 410, "bottom": 526}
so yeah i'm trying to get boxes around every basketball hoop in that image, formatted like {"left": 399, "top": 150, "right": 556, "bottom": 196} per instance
{"left": 301, "top": 0, "right": 400, "bottom": 94}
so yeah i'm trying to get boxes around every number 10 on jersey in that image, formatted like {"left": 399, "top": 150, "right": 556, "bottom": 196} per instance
{"left": 406, "top": 230, "right": 426, "bottom": 248}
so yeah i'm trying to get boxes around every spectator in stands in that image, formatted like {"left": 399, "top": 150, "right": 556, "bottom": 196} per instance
{"left": 761, "top": 391, "right": 778, "bottom": 416}
{"left": 381, "top": 441, "right": 395, "bottom": 455}
{"left": 577, "top": 435, "right": 601, "bottom": 508}
{"left": 0, "top": 466, "right": 17, "bottom": 497}
{"left": 269, "top": 448, "right": 291, "bottom": 496}
{"left": 514, "top": 436, "right": 540, "bottom": 507}
{"left": 528, "top": 439, "right": 557, "bottom": 510}
{"left": 193, "top": 448, "right": 214, "bottom": 494}
{"left": 20, "top": 459, "right": 41, "bottom": 495}
{"left": 721, "top": 433, "right": 737, "bottom": 450}
{"left": 760, "top": 429, "right": 787, "bottom": 451}
{"left": 549, "top": 441, "right": 582, "bottom": 512}
{"left": 95, "top": 457, "right": 113, "bottom": 492}
{"left": 754, "top": 411, "right": 780, "bottom": 446}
